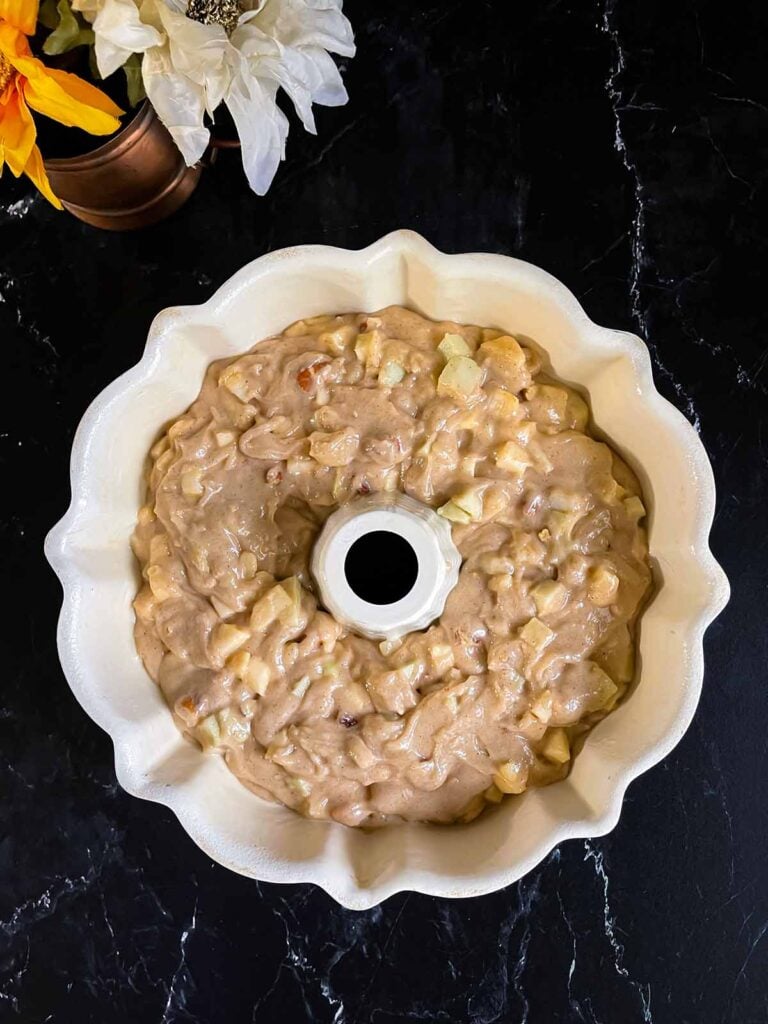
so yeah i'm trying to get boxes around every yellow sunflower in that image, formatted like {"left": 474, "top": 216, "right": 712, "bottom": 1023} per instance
{"left": 0, "top": 0, "right": 122, "bottom": 207}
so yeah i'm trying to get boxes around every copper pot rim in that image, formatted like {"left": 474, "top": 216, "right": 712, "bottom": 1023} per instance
{"left": 44, "top": 100, "right": 154, "bottom": 173}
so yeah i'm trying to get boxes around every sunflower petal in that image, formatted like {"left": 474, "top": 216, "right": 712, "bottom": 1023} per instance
{"left": 0, "top": 22, "right": 32, "bottom": 62}
{"left": 19, "top": 57, "right": 122, "bottom": 133}
{"left": 21, "top": 141, "right": 62, "bottom": 207}
{"left": 0, "top": 81, "right": 35, "bottom": 176}
{"left": 0, "top": 0, "right": 38, "bottom": 36}
{"left": 42, "top": 66, "right": 123, "bottom": 117}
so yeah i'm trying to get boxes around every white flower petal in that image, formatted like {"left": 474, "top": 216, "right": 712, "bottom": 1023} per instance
{"left": 93, "top": 37, "right": 134, "bottom": 78}
{"left": 142, "top": 0, "right": 233, "bottom": 111}
{"left": 288, "top": 45, "right": 348, "bottom": 107}
{"left": 225, "top": 71, "right": 288, "bottom": 195}
{"left": 233, "top": 26, "right": 346, "bottom": 129}
{"left": 143, "top": 45, "right": 210, "bottom": 165}
{"left": 229, "top": 21, "right": 275, "bottom": 56}
{"left": 233, "top": 28, "right": 312, "bottom": 131}
{"left": 76, "top": 0, "right": 162, "bottom": 77}
{"left": 248, "top": 0, "right": 355, "bottom": 58}
{"left": 71, "top": 0, "right": 100, "bottom": 15}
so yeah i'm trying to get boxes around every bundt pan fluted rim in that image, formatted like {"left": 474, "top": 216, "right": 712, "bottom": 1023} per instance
{"left": 45, "top": 230, "right": 729, "bottom": 910}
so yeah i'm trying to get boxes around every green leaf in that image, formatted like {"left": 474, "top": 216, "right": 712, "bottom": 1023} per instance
{"left": 38, "top": 0, "right": 59, "bottom": 31}
{"left": 122, "top": 53, "right": 146, "bottom": 109}
{"left": 43, "top": 0, "right": 95, "bottom": 56}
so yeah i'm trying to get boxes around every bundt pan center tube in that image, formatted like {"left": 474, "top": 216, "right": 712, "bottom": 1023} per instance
{"left": 311, "top": 493, "right": 462, "bottom": 642}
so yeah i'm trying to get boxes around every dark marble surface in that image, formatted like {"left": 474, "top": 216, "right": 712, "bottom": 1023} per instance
{"left": 1, "top": 0, "right": 767, "bottom": 1021}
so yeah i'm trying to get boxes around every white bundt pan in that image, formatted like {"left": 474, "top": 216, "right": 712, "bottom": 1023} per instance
{"left": 45, "top": 230, "right": 729, "bottom": 909}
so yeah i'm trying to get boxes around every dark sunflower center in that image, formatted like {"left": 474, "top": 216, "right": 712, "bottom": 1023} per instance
{"left": 0, "top": 53, "right": 13, "bottom": 94}
{"left": 186, "top": 0, "right": 243, "bottom": 35}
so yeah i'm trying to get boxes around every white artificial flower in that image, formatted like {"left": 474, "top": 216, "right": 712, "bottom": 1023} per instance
{"left": 75, "top": 0, "right": 355, "bottom": 194}
{"left": 73, "top": 0, "right": 163, "bottom": 78}
{"left": 140, "top": 0, "right": 231, "bottom": 166}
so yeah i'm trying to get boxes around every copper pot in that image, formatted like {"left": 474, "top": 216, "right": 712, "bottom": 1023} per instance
{"left": 44, "top": 101, "right": 202, "bottom": 231}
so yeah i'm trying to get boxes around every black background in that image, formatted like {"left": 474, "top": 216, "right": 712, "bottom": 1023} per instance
{"left": 1, "top": 1, "right": 767, "bottom": 1021}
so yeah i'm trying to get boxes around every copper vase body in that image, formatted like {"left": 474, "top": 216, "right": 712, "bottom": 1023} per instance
{"left": 44, "top": 101, "right": 202, "bottom": 231}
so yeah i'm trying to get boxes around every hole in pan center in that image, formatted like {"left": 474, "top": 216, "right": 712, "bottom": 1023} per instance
{"left": 344, "top": 530, "right": 419, "bottom": 605}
